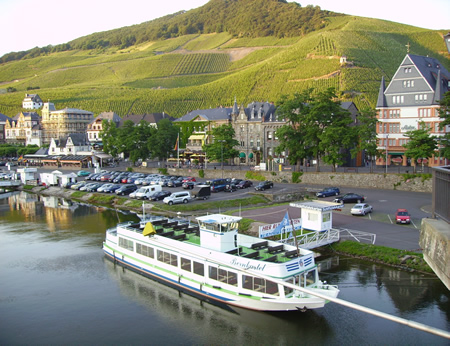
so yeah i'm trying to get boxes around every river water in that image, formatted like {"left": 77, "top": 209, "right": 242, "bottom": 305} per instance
{"left": 0, "top": 192, "right": 448, "bottom": 345}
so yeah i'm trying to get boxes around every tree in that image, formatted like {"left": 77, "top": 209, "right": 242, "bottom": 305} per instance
{"left": 438, "top": 91, "right": 450, "bottom": 160}
{"left": 403, "top": 122, "right": 438, "bottom": 173}
{"left": 353, "top": 108, "right": 379, "bottom": 173}
{"left": 203, "top": 124, "right": 239, "bottom": 166}
{"left": 100, "top": 120, "right": 120, "bottom": 158}
{"left": 148, "top": 118, "right": 179, "bottom": 164}
{"left": 275, "top": 87, "right": 357, "bottom": 172}
{"left": 127, "top": 120, "right": 154, "bottom": 164}
{"left": 275, "top": 89, "right": 313, "bottom": 170}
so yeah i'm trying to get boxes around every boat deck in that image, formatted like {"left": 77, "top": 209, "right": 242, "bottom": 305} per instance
{"left": 128, "top": 219, "right": 300, "bottom": 264}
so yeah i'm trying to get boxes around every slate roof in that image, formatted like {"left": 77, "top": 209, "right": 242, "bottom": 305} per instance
{"left": 23, "top": 94, "right": 43, "bottom": 103}
{"left": 0, "top": 113, "right": 11, "bottom": 122}
{"left": 93, "top": 111, "right": 121, "bottom": 124}
{"left": 119, "top": 112, "right": 174, "bottom": 127}
{"left": 174, "top": 107, "right": 232, "bottom": 122}
{"left": 57, "top": 133, "right": 89, "bottom": 147}
{"left": 12, "top": 112, "right": 40, "bottom": 121}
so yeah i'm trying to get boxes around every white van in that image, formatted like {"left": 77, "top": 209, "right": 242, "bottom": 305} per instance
{"left": 163, "top": 191, "right": 191, "bottom": 205}
{"left": 135, "top": 185, "right": 162, "bottom": 200}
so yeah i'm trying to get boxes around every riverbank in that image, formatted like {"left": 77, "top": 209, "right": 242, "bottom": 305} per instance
{"left": 22, "top": 185, "right": 434, "bottom": 275}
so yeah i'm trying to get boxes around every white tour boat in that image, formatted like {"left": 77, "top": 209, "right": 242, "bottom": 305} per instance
{"left": 102, "top": 213, "right": 339, "bottom": 312}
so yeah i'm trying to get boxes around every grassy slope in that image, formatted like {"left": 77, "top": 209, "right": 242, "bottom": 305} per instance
{"left": 0, "top": 16, "right": 448, "bottom": 118}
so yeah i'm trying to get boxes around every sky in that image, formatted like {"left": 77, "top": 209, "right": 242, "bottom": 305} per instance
{"left": 0, "top": 0, "right": 449, "bottom": 57}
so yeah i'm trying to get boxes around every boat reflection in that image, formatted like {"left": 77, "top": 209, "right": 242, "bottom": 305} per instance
{"left": 104, "top": 257, "right": 335, "bottom": 344}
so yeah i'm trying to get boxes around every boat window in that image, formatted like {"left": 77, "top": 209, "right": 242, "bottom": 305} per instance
{"left": 118, "top": 237, "right": 133, "bottom": 251}
{"left": 136, "top": 243, "right": 154, "bottom": 258}
{"left": 243, "top": 275, "right": 279, "bottom": 295}
{"left": 181, "top": 257, "right": 191, "bottom": 272}
{"left": 193, "top": 261, "right": 204, "bottom": 276}
{"left": 306, "top": 269, "right": 316, "bottom": 286}
{"left": 157, "top": 249, "right": 178, "bottom": 267}
{"left": 209, "top": 266, "right": 238, "bottom": 286}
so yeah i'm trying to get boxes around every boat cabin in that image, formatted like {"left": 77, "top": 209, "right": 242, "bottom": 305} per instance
{"left": 196, "top": 214, "right": 241, "bottom": 252}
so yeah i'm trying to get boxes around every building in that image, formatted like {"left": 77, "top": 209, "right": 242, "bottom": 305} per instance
{"left": 41, "top": 104, "right": 94, "bottom": 145}
{"left": 48, "top": 133, "right": 90, "bottom": 156}
{"left": 4, "top": 111, "right": 40, "bottom": 145}
{"left": 0, "top": 113, "right": 11, "bottom": 144}
{"left": 22, "top": 94, "right": 43, "bottom": 109}
{"left": 376, "top": 54, "right": 450, "bottom": 168}
{"left": 118, "top": 112, "right": 173, "bottom": 128}
{"left": 87, "top": 111, "right": 121, "bottom": 146}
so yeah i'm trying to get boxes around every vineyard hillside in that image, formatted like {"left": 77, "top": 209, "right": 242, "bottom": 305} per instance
{"left": 0, "top": 16, "right": 448, "bottom": 118}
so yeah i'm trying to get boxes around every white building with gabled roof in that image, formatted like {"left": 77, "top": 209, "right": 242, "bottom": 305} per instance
{"left": 375, "top": 54, "right": 450, "bottom": 167}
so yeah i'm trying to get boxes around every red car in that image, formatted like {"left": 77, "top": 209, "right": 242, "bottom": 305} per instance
{"left": 395, "top": 209, "right": 411, "bottom": 224}
{"left": 182, "top": 177, "right": 196, "bottom": 182}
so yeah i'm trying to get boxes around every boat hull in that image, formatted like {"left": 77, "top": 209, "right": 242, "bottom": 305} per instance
{"left": 103, "top": 245, "right": 337, "bottom": 312}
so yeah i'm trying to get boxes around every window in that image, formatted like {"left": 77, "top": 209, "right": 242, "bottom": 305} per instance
{"left": 180, "top": 257, "right": 191, "bottom": 272}
{"left": 267, "top": 131, "right": 272, "bottom": 140}
{"left": 193, "top": 261, "right": 204, "bottom": 276}
{"left": 119, "top": 237, "right": 133, "bottom": 251}
{"left": 208, "top": 266, "right": 238, "bottom": 286}
{"left": 136, "top": 243, "right": 154, "bottom": 258}
{"left": 305, "top": 269, "right": 316, "bottom": 286}
{"left": 240, "top": 125, "right": 245, "bottom": 133}
{"left": 157, "top": 249, "right": 177, "bottom": 267}
{"left": 243, "top": 275, "right": 279, "bottom": 295}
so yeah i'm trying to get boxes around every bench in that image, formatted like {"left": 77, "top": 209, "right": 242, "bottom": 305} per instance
{"left": 173, "top": 223, "right": 189, "bottom": 230}
{"left": 268, "top": 244, "right": 284, "bottom": 254}
{"left": 243, "top": 251, "right": 259, "bottom": 259}
{"left": 151, "top": 219, "right": 168, "bottom": 226}
{"left": 226, "top": 247, "right": 241, "bottom": 255}
{"left": 161, "top": 230, "right": 174, "bottom": 238}
{"left": 284, "top": 250, "right": 299, "bottom": 258}
{"left": 162, "top": 221, "right": 178, "bottom": 228}
{"left": 172, "top": 233, "right": 187, "bottom": 241}
{"left": 264, "top": 255, "right": 277, "bottom": 262}
{"left": 251, "top": 241, "right": 268, "bottom": 250}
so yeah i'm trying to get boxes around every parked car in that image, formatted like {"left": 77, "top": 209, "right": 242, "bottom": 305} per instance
{"left": 80, "top": 182, "right": 99, "bottom": 191}
{"left": 182, "top": 181, "right": 197, "bottom": 189}
{"left": 149, "top": 190, "right": 171, "bottom": 201}
{"left": 167, "top": 178, "right": 183, "bottom": 187}
{"left": 71, "top": 181, "right": 88, "bottom": 190}
{"left": 182, "top": 176, "right": 196, "bottom": 183}
{"left": 224, "top": 183, "right": 237, "bottom": 192}
{"left": 163, "top": 191, "right": 191, "bottom": 205}
{"left": 85, "top": 183, "right": 102, "bottom": 192}
{"left": 351, "top": 203, "right": 373, "bottom": 216}
{"left": 115, "top": 184, "right": 138, "bottom": 196}
{"left": 102, "top": 184, "right": 122, "bottom": 193}
{"left": 316, "top": 187, "right": 340, "bottom": 197}
{"left": 334, "top": 193, "right": 365, "bottom": 204}
{"left": 77, "top": 170, "right": 90, "bottom": 177}
{"left": 231, "top": 178, "right": 243, "bottom": 185}
{"left": 97, "top": 183, "right": 114, "bottom": 192}
{"left": 208, "top": 178, "right": 228, "bottom": 192}
{"left": 255, "top": 181, "right": 273, "bottom": 191}
{"left": 395, "top": 209, "right": 411, "bottom": 224}
{"left": 236, "top": 180, "right": 253, "bottom": 189}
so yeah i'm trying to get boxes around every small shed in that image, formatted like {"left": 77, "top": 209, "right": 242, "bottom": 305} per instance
{"left": 17, "top": 167, "right": 38, "bottom": 184}
{"left": 59, "top": 172, "right": 77, "bottom": 187}
{"left": 39, "top": 170, "right": 63, "bottom": 186}
{"left": 289, "top": 200, "right": 343, "bottom": 232}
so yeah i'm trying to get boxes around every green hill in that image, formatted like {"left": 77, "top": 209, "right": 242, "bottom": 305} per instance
{"left": 0, "top": 1, "right": 448, "bottom": 118}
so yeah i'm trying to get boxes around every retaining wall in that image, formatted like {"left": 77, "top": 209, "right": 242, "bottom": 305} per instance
{"left": 134, "top": 167, "right": 432, "bottom": 193}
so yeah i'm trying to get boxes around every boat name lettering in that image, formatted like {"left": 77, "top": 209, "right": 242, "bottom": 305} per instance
{"left": 230, "top": 258, "right": 266, "bottom": 271}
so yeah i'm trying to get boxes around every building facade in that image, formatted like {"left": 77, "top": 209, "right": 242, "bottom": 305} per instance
{"left": 0, "top": 113, "right": 11, "bottom": 144}
{"left": 87, "top": 111, "right": 121, "bottom": 145}
{"left": 5, "top": 112, "right": 41, "bottom": 145}
{"left": 22, "top": 94, "right": 43, "bottom": 109}
{"left": 376, "top": 54, "right": 449, "bottom": 168}
{"left": 41, "top": 104, "right": 94, "bottom": 145}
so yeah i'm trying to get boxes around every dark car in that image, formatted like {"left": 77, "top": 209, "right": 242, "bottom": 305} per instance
{"left": 115, "top": 184, "right": 138, "bottom": 196}
{"left": 237, "top": 180, "right": 253, "bottom": 189}
{"left": 86, "top": 183, "right": 102, "bottom": 192}
{"left": 182, "top": 181, "right": 197, "bottom": 189}
{"left": 167, "top": 178, "right": 183, "bottom": 187}
{"left": 149, "top": 190, "right": 171, "bottom": 201}
{"left": 103, "top": 184, "right": 122, "bottom": 193}
{"left": 255, "top": 181, "right": 273, "bottom": 191}
{"left": 224, "top": 183, "right": 237, "bottom": 192}
{"left": 316, "top": 187, "right": 340, "bottom": 197}
{"left": 334, "top": 193, "right": 365, "bottom": 204}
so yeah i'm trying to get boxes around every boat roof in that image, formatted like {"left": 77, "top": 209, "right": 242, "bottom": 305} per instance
{"left": 196, "top": 214, "right": 242, "bottom": 224}
{"left": 290, "top": 200, "right": 343, "bottom": 211}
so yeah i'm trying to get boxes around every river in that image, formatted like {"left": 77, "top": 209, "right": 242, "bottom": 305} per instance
{"left": 0, "top": 192, "right": 448, "bottom": 345}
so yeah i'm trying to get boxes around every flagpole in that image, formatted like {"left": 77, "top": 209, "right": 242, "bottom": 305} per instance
{"left": 177, "top": 132, "right": 180, "bottom": 168}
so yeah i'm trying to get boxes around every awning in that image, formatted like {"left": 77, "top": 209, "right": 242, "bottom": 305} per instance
{"left": 239, "top": 152, "right": 246, "bottom": 158}
{"left": 94, "top": 153, "right": 112, "bottom": 159}
{"left": 189, "top": 135, "right": 205, "bottom": 140}
{"left": 249, "top": 153, "right": 254, "bottom": 159}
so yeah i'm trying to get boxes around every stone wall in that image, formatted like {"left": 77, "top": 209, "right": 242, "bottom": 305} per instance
{"left": 420, "top": 218, "right": 450, "bottom": 290}
{"left": 134, "top": 167, "right": 432, "bottom": 193}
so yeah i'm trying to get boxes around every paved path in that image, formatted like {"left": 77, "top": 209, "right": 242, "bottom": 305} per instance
{"left": 235, "top": 204, "right": 424, "bottom": 252}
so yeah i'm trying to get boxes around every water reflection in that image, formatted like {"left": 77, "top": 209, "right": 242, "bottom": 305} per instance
{"left": 104, "top": 258, "right": 335, "bottom": 345}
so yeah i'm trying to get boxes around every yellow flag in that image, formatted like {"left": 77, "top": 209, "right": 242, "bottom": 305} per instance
{"left": 143, "top": 222, "right": 156, "bottom": 236}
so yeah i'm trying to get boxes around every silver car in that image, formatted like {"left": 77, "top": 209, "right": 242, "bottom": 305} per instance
{"left": 351, "top": 203, "right": 373, "bottom": 216}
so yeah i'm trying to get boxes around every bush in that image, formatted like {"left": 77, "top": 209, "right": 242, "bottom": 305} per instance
{"left": 199, "top": 169, "right": 204, "bottom": 178}
{"left": 158, "top": 168, "right": 168, "bottom": 175}
{"left": 292, "top": 171, "right": 303, "bottom": 183}
{"left": 245, "top": 170, "right": 265, "bottom": 181}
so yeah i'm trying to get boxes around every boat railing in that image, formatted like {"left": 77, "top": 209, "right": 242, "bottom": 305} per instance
{"left": 279, "top": 228, "right": 340, "bottom": 249}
